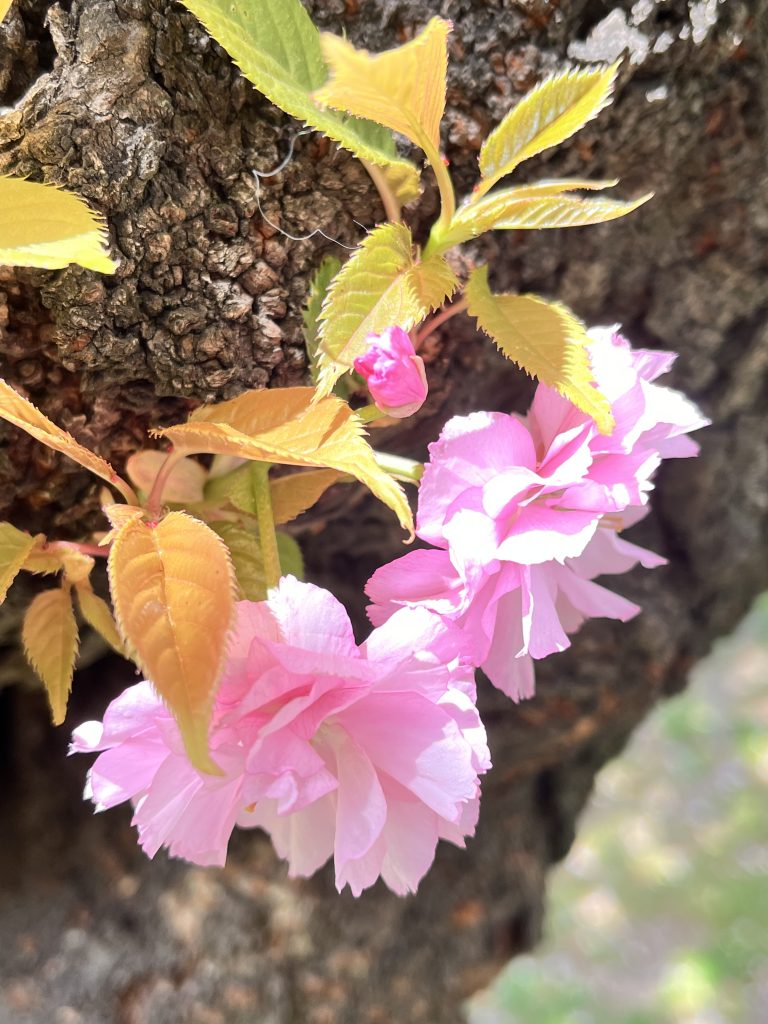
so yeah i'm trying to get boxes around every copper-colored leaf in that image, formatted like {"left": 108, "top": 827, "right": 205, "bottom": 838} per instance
{"left": 100, "top": 504, "right": 146, "bottom": 544}
{"left": 126, "top": 450, "right": 207, "bottom": 503}
{"left": 22, "top": 587, "right": 79, "bottom": 724}
{"left": 0, "top": 522, "right": 36, "bottom": 603}
{"left": 156, "top": 387, "right": 413, "bottom": 536}
{"left": 0, "top": 379, "right": 118, "bottom": 487}
{"left": 270, "top": 468, "right": 344, "bottom": 524}
{"left": 108, "top": 512, "right": 235, "bottom": 774}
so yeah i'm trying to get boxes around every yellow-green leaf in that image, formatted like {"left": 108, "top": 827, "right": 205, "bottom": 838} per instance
{"left": 270, "top": 468, "right": 343, "bottom": 524}
{"left": 75, "top": 585, "right": 125, "bottom": 655}
{"left": 409, "top": 254, "right": 460, "bottom": 311}
{"left": 466, "top": 266, "right": 614, "bottom": 433}
{"left": 126, "top": 450, "right": 207, "bottom": 503}
{"left": 22, "top": 587, "right": 79, "bottom": 724}
{"left": 315, "top": 18, "right": 450, "bottom": 153}
{"left": 155, "top": 387, "right": 413, "bottom": 536}
{"left": 178, "top": 0, "right": 420, "bottom": 202}
{"left": 0, "top": 522, "right": 36, "bottom": 603}
{"left": 22, "top": 538, "right": 66, "bottom": 575}
{"left": 0, "top": 176, "right": 116, "bottom": 273}
{"left": 0, "top": 379, "right": 119, "bottom": 488}
{"left": 210, "top": 522, "right": 267, "bottom": 602}
{"left": 1, "top": 1, "right": 14, "bottom": 23}
{"left": 437, "top": 189, "right": 650, "bottom": 248}
{"left": 303, "top": 255, "right": 342, "bottom": 384}
{"left": 478, "top": 64, "right": 619, "bottom": 193}
{"left": 315, "top": 222, "right": 425, "bottom": 394}
{"left": 108, "top": 512, "right": 235, "bottom": 774}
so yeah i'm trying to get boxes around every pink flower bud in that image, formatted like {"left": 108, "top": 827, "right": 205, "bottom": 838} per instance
{"left": 354, "top": 326, "right": 428, "bottom": 418}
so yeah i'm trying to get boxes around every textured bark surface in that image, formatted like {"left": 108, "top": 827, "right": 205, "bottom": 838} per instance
{"left": 0, "top": 0, "right": 766, "bottom": 1021}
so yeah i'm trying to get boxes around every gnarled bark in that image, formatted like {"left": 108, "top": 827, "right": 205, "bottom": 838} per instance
{"left": 0, "top": 1, "right": 765, "bottom": 1021}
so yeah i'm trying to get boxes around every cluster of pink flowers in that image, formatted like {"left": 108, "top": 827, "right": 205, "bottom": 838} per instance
{"left": 366, "top": 327, "right": 708, "bottom": 698}
{"left": 72, "top": 326, "right": 707, "bottom": 891}
{"left": 72, "top": 576, "right": 489, "bottom": 894}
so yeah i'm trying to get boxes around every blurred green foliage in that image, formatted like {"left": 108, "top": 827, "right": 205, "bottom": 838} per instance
{"left": 469, "top": 594, "right": 768, "bottom": 1024}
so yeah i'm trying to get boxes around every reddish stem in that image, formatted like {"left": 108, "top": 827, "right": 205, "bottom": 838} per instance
{"left": 415, "top": 296, "right": 469, "bottom": 349}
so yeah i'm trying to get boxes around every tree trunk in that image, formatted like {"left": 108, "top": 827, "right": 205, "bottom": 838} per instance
{"left": 0, "top": 1, "right": 765, "bottom": 1021}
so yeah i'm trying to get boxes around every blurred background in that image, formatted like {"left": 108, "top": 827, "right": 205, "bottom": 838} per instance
{"left": 469, "top": 594, "right": 768, "bottom": 1024}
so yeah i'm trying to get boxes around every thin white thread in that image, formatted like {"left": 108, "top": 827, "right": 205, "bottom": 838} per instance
{"left": 252, "top": 130, "right": 360, "bottom": 249}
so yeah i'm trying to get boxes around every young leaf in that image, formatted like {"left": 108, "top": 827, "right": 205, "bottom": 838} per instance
{"left": 155, "top": 387, "right": 413, "bottom": 536}
{"left": 177, "top": 0, "right": 420, "bottom": 202}
{"left": 210, "top": 522, "right": 267, "bottom": 602}
{"left": 409, "top": 255, "right": 460, "bottom": 311}
{"left": 0, "top": 176, "right": 116, "bottom": 273}
{"left": 23, "top": 540, "right": 67, "bottom": 576}
{"left": 315, "top": 222, "right": 425, "bottom": 394}
{"left": 60, "top": 550, "right": 95, "bottom": 585}
{"left": 303, "top": 255, "right": 342, "bottom": 384}
{"left": 0, "top": 522, "right": 37, "bottom": 603}
{"left": 204, "top": 462, "right": 259, "bottom": 516}
{"left": 435, "top": 189, "right": 650, "bottom": 249}
{"left": 126, "top": 450, "right": 207, "bottom": 503}
{"left": 75, "top": 584, "right": 126, "bottom": 655}
{"left": 1, "top": 1, "right": 13, "bottom": 22}
{"left": 466, "top": 266, "right": 614, "bottom": 433}
{"left": 478, "top": 64, "right": 619, "bottom": 193}
{"left": 22, "top": 587, "right": 79, "bottom": 724}
{"left": 108, "top": 512, "right": 235, "bottom": 774}
{"left": 0, "top": 379, "right": 119, "bottom": 488}
{"left": 314, "top": 18, "right": 450, "bottom": 153}
{"left": 270, "top": 468, "right": 343, "bottom": 525}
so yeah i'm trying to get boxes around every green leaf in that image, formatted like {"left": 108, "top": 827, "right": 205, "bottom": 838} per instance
{"left": 303, "top": 255, "right": 342, "bottom": 384}
{"left": 177, "top": 0, "right": 420, "bottom": 202}
{"left": 434, "top": 188, "right": 650, "bottom": 249}
{"left": 315, "top": 222, "right": 427, "bottom": 395}
{"left": 478, "top": 64, "right": 619, "bottom": 193}
{"left": 277, "top": 532, "right": 304, "bottom": 580}
{"left": 314, "top": 18, "right": 450, "bottom": 153}
{"left": 466, "top": 266, "right": 614, "bottom": 433}
{"left": 0, "top": 176, "right": 116, "bottom": 273}
{"left": 0, "top": 522, "right": 36, "bottom": 604}
{"left": 210, "top": 522, "right": 267, "bottom": 601}
{"left": 204, "top": 462, "right": 259, "bottom": 515}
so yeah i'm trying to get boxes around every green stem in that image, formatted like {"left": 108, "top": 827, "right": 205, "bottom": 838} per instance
{"left": 374, "top": 451, "right": 424, "bottom": 484}
{"left": 421, "top": 135, "right": 456, "bottom": 233}
{"left": 362, "top": 160, "right": 402, "bottom": 223}
{"left": 251, "top": 463, "right": 281, "bottom": 590}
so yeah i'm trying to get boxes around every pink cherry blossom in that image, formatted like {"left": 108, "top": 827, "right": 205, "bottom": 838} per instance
{"left": 71, "top": 576, "right": 489, "bottom": 895}
{"left": 368, "top": 328, "right": 707, "bottom": 701}
{"left": 416, "top": 328, "right": 708, "bottom": 574}
{"left": 367, "top": 512, "right": 666, "bottom": 701}
{"left": 354, "top": 326, "right": 428, "bottom": 418}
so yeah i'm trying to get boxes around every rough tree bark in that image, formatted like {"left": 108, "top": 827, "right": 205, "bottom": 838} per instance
{"left": 0, "top": 1, "right": 765, "bottom": 1021}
